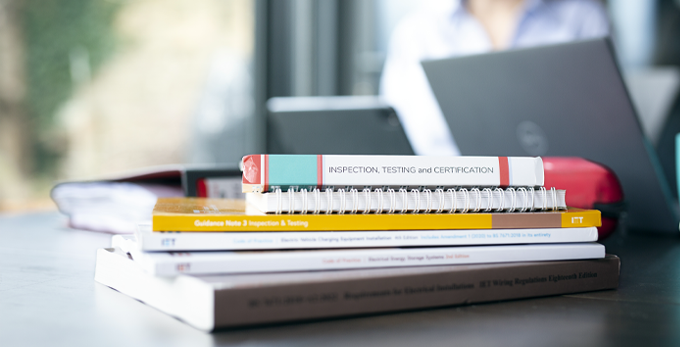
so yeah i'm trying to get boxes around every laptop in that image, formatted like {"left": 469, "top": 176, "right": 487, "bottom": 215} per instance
{"left": 422, "top": 38, "right": 679, "bottom": 233}
{"left": 266, "top": 96, "right": 414, "bottom": 155}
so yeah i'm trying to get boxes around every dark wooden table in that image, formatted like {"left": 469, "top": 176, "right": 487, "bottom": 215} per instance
{"left": 2, "top": 212, "right": 679, "bottom": 346}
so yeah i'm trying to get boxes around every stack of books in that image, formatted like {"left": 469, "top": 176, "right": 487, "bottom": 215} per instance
{"left": 94, "top": 155, "right": 619, "bottom": 331}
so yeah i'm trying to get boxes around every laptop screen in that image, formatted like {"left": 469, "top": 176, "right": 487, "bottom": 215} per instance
{"left": 422, "top": 38, "right": 679, "bottom": 233}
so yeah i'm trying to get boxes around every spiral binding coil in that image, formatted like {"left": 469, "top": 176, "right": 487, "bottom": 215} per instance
{"left": 483, "top": 188, "right": 493, "bottom": 212}
{"left": 300, "top": 188, "right": 308, "bottom": 214}
{"left": 313, "top": 188, "right": 321, "bottom": 214}
{"left": 388, "top": 189, "right": 396, "bottom": 214}
{"left": 269, "top": 187, "right": 563, "bottom": 214}
{"left": 424, "top": 189, "right": 433, "bottom": 213}
{"left": 506, "top": 187, "right": 516, "bottom": 213}
{"left": 399, "top": 188, "right": 408, "bottom": 214}
{"left": 287, "top": 187, "right": 294, "bottom": 214}
{"left": 435, "top": 188, "right": 445, "bottom": 213}
{"left": 337, "top": 188, "right": 346, "bottom": 215}
{"left": 471, "top": 188, "right": 481, "bottom": 213}
{"left": 448, "top": 188, "right": 456, "bottom": 213}
{"left": 375, "top": 188, "right": 383, "bottom": 214}
{"left": 325, "top": 188, "right": 333, "bottom": 214}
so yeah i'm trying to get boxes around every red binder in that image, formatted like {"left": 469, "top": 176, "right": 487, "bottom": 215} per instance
{"left": 543, "top": 157, "right": 625, "bottom": 239}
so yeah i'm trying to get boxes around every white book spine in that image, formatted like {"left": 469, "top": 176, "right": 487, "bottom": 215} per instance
{"left": 321, "top": 156, "right": 543, "bottom": 187}
{"left": 132, "top": 226, "right": 599, "bottom": 251}
{"left": 243, "top": 155, "right": 544, "bottom": 193}
{"left": 125, "top": 243, "right": 605, "bottom": 276}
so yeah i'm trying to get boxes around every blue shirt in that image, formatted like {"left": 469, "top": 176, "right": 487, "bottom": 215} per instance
{"left": 380, "top": 0, "right": 610, "bottom": 155}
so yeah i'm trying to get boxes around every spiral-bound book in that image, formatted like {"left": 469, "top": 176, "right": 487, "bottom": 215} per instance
{"left": 241, "top": 155, "right": 544, "bottom": 193}
{"left": 246, "top": 186, "right": 566, "bottom": 214}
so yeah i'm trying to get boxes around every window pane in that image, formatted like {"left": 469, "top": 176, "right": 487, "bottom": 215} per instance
{"left": 0, "top": 0, "right": 254, "bottom": 210}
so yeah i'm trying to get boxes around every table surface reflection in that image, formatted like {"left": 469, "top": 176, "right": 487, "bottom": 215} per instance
{"left": 1, "top": 212, "right": 679, "bottom": 347}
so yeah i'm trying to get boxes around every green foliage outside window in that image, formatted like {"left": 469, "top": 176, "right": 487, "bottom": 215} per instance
{"left": 21, "top": 0, "right": 120, "bottom": 176}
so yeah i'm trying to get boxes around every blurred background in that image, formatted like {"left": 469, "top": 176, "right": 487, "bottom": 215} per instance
{"left": 0, "top": 0, "right": 678, "bottom": 212}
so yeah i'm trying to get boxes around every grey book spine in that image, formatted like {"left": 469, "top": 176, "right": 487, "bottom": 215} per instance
{"left": 214, "top": 255, "right": 620, "bottom": 329}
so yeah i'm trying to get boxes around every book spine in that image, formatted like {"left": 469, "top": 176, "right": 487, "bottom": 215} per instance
{"left": 214, "top": 255, "right": 620, "bottom": 328}
{"left": 241, "top": 155, "right": 544, "bottom": 193}
{"left": 137, "top": 227, "right": 599, "bottom": 251}
{"left": 151, "top": 209, "right": 601, "bottom": 232}
{"left": 142, "top": 243, "right": 605, "bottom": 276}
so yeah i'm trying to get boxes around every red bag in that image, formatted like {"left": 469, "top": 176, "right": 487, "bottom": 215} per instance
{"left": 543, "top": 157, "right": 625, "bottom": 240}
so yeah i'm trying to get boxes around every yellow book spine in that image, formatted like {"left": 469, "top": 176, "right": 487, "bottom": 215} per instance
{"left": 152, "top": 213, "right": 492, "bottom": 232}
{"left": 152, "top": 210, "right": 601, "bottom": 232}
{"left": 560, "top": 209, "right": 602, "bottom": 228}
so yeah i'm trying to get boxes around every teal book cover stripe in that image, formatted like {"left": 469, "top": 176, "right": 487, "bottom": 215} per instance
{"left": 268, "top": 155, "right": 318, "bottom": 187}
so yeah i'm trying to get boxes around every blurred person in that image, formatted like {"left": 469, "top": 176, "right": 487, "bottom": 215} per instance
{"left": 380, "top": 0, "right": 610, "bottom": 156}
